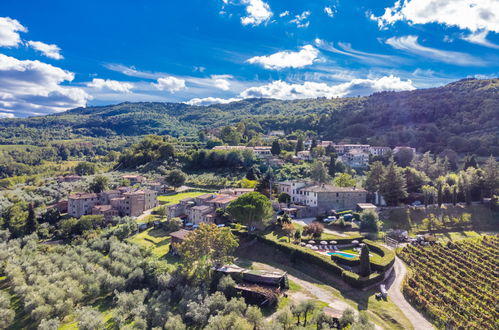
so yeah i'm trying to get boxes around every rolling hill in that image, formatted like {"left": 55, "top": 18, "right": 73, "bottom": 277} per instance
{"left": 0, "top": 78, "right": 498, "bottom": 155}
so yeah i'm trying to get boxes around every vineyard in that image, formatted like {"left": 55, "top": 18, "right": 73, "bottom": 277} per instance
{"left": 398, "top": 236, "right": 498, "bottom": 329}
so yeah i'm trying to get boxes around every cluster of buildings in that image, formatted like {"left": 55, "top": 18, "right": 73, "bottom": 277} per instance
{"left": 277, "top": 180, "right": 368, "bottom": 217}
{"left": 67, "top": 174, "right": 163, "bottom": 220}
{"left": 69, "top": 187, "right": 158, "bottom": 220}
{"left": 167, "top": 188, "right": 253, "bottom": 225}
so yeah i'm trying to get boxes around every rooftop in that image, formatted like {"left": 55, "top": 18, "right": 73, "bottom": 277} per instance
{"left": 69, "top": 193, "right": 98, "bottom": 200}
{"left": 299, "top": 184, "right": 367, "bottom": 193}
{"left": 170, "top": 229, "right": 191, "bottom": 241}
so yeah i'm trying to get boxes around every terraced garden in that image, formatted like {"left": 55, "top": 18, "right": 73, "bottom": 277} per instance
{"left": 398, "top": 236, "right": 498, "bottom": 329}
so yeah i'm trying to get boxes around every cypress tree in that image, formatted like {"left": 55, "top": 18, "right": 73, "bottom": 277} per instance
{"left": 328, "top": 154, "right": 337, "bottom": 177}
{"left": 360, "top": 244, "right": 371, "bottom": 277}
{"left": 271, "top": 140, "right": 281, "bottom": 155}
{"left": 25, "top": 203, "right": 38, "bottom": 234}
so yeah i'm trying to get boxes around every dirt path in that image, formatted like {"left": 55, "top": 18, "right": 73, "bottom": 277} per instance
{"left": 385, "top": 257, "right": 434, "bottom": 330}
{"left": 255, "top": 263, "right": 349, "bottom": 313}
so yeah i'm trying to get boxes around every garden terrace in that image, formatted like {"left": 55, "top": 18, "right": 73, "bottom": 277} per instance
{"left": 235, "top": 226, "right": 394, "bottom": 289}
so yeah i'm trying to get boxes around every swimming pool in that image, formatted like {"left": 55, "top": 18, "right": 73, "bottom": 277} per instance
{"left": 327, "top": 251, "right": 358, "bottom": 259}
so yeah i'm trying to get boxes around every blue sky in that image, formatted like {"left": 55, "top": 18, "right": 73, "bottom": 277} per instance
{"left": 0, "top": 0, "right": 498, "bottom": 117}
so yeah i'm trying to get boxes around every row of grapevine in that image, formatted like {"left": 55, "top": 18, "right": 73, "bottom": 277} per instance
{"left": 398, "top": 236, "right": 498, "bottom": 329}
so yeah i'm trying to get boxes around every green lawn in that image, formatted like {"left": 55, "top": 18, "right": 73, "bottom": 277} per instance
{"left": 128, "top": 227, "right": 171, "bottom": 258}
{"left": 157, "top": 190, "right": 214, "bottom": 205}
{"left": 433, "top": 230, "right": 482, "bottom": 242}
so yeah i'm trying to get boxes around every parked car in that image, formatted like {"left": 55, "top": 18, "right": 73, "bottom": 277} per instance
{"left": 324, "top": 216, "right": 336, "bottom": 223}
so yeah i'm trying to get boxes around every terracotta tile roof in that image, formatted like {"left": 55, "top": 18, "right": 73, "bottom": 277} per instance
{"left": 69, "top": 193, "right": 98, "bottom": 200}
{"left": 170, "top": 229, "right": 191, "bottom": 241}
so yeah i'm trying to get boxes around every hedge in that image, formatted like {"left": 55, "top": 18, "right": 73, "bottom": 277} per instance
{"left": 255, "top": 235, "right": 344, "bottom": 276}
{"left": 237, "top": 231, "right": 394, "bottom": 289}
{"left": 331, "top": 254, "right": 360, "bottom": 267}
{"left": 300, "top": 236, "right": 363, "bottom": 245}
{"left": 364, "top": 240, "right": 395, "bottom": 272}
{"left": 342, "top": 270, "right": 385, "bottom": 288}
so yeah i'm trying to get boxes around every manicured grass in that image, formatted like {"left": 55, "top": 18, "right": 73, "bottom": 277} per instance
{"left": 157, "top": 190, "right": 215, "bottom": 205}
{"left": 128, "top": 227, "right": 171, "bottom": 258}
{"left": 434, "top": 230, "right": 481, "bottom": 242}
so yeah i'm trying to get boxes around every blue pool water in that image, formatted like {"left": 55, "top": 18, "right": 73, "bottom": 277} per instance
{"left": 327, "top": 251, "right": 357, "bottom": 259}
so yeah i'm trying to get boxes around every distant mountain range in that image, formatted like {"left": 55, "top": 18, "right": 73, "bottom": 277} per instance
{"left": 1, "top": 78, "right": 498, "bottom": 155}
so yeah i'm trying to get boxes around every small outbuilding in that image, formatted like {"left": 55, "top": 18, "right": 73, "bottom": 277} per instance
{"left": 356, "top": 203, "right": 377, "bottom": 212}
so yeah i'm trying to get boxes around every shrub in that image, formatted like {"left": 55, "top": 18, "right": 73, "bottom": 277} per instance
{"left": 303, "top": 222, "right": 324, "bottom": 238}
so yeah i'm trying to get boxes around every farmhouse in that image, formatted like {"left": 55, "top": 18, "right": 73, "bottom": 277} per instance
{"left": 68, "top": 188, "right": 158, "bottom": 218}
{"left": 278, "top": 180, "right": 367, "bottom": 215}
{"left": 168, "top": 192, "right": 239, "bottom": 225}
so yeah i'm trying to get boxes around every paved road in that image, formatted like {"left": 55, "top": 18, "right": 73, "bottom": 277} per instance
{"left": 385, "top": 257, "right": 434, "bottom": 330}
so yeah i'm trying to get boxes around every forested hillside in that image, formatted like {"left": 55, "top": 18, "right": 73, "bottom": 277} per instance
{"left": 0, "top": 78, "right": 498, "bottom": 155}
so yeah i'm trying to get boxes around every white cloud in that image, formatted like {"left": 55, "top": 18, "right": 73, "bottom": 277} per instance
{"left": 461, "top": 30, "right": 499, "bottom": 49}
{"left": 0, "top": 54, "right": 90, "bottom": 116}
{"left": 324, "top": 7, "right": 335, "bottom": 18}
{"left": 279, "top": 11, "right": 290, "bottom": 18}
{"left": 186, "top": 75, "right": 415, "bottom": 105}
{"left": 87, "top": 78, "right": 134, "bottom": 93}
{"left": 153, "top": 76, "right": 186, "bottom": 92}
{"left": 26, "top": 40, "right": 63, "bottom": 60}
{"left": 315, "top": 38, "right": 403, "bottom": 65}
{"left": 185, "top": 96, "right": 242, "bottom": 106}
{"left": 386, "top": 36, "right": 485, "bottom": 66}
{"left": 371, "top": 0, "right": 499, "bottom": 33}
{"left": 386, "top": 35, "right": 486, "bottom": 66}
{"left": 247, "top": 45, "right": 319, "bottom": 70}
{"left": 0, "top": 112, "right": 15, "bottom": 118}
{"left": 290, "top": 11, "right": 311, "bottom": 28}
{"left": 0, "top": 17, "right": 27, "bottom": 47}
{"left": 240, "top": 76, "right": 415, "bottom": 99}
{"left": 211, "top": 75, "right": 232, "bottom": 91}
{"left": 240, "top": 0, "right": 273, "bottom": 26}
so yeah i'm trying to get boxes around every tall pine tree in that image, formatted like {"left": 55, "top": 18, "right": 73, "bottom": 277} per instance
{"left": 380, "top": 161, "right": 408, "bottom": 206}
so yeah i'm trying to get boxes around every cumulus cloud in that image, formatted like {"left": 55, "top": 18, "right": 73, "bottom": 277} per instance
{"left": 371, "top": 0, "right": 499, "bottom": 33}
{"left": 185, "top": 96, "right": 242, "bottom": 106}
{"left": 0, "top": 54, "right": 90, "bottom": 116}
{"left": 26, "top": 40, "right": 63, "bottom": 60}
{"left": 0, "top": 17, "right": 27, "bottom": 47}
{"left": 86, "top": 78, "right": 134, "bottom": 93}
{"left": 240, "top": 0, "right": 273, "bottom": 26}
{"left": 240, "top": 76, "right": 415, "bottom": 99}
{"left": 186, "top": 76, "right": 415, "bottom": 105}
{"left": 153, "top": 76, "right": 186, "bottom": 92}
{"left": 324, "top": 7, "right": 335, "bottom": 18}
{"left": 290, "top": 11, "right": 311, "bottom": 28}
{"left": 386, "top": 35, "right": 485, "bottom": 66}
{"left": 279, "top": 11, "right": 290, "bottom": 18}
{"left": 461, "top": 30, "right": 499, "bottom": 49}
{"left": 247, "top": 45, "right": 319, "bottom": 70}
{"left": 0, "top": 112, "right": 15, "bottom": 118}
{"left": 211, "top": 75, "right": 232, "bottom": 91}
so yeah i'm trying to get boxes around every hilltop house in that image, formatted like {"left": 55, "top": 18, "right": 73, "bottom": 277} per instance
{"left": 278, "top": 180, "right": 367, "bottom": 216}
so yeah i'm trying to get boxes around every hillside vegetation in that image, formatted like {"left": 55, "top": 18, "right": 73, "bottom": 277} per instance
{"left": 0, "top": 78, "right": 498, "bottom": 155}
